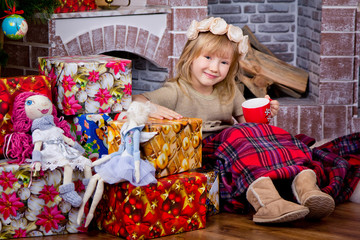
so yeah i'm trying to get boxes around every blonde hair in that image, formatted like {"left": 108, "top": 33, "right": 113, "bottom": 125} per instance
{"left": 170, "top": 32, "right": 241, "bottom": 103}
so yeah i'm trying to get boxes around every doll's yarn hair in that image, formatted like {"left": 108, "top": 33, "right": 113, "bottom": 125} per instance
{"left": 5, "top": 92, "right": 73, "bottom": 164}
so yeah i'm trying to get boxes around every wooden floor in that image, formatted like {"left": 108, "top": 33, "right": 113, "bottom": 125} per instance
{"left": 18, "top": 201, "right": 360, "bottom": 240}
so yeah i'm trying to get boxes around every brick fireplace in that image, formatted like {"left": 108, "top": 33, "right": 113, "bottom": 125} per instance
{"left": 1, "top": 0, "right": 359, "bottom": 141}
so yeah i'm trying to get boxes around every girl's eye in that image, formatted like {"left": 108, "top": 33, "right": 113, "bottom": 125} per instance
{"left": 204, "top": 56, "right": 211, "bottom": 60}
{"left": 221, "top": 61, "right": 229, "bottom": 65}
{"left": 25, "top": 100, "right": 34, "bottom": 106}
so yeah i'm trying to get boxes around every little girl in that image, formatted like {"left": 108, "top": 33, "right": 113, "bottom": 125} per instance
{"left": 133, "top": 17, "right": 335, "bottom": 223}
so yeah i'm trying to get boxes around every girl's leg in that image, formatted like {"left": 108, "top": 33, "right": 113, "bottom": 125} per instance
{"left": 85, "top": 178, "right": 105, "bottom": 227}
{"left": 77, "top": 174, "right": 101, "bottom": 225}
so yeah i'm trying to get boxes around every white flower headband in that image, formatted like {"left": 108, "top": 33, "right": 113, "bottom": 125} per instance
{"left": 186, "top": 17, "right": 249, "bottom": 58}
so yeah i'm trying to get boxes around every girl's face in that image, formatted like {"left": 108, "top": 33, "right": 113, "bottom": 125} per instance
{"left": 25, "top": 95, "right": 53, "bottom": 120}
{"left": 190, "top": 50, "right": 232, "bottom": 95}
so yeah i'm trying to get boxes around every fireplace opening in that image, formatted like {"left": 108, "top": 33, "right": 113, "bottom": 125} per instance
{"left": 102, "top": 51, "right": 168, "bottom": 96}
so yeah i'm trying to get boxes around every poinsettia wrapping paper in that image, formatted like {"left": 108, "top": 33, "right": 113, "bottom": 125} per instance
{"left": 38, "top": 55, "right": 132, "bottom": 116}
{"left": 67, "top": 113, "right": 117, "bottom": 161}
{"left": 108, "top": 118, "right": 203, "bottom": 178}
{"left": 95, "top": 172, "right": 207, "bottom": 239}
{"left": 54, "top": 0, "right": 97, "bottom": 13}
{"left": 0, "top": 163, "right": 87, "bottom": 238}
{"left": 0, "top": 75, "right": 54, "bottom": 157}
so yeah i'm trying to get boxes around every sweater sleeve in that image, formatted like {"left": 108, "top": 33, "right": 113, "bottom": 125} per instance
{"left": 141, "top": 81, "right": 179, "bottom": 110}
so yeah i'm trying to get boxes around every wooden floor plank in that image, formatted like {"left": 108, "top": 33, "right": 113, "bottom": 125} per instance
{"left": 17, "top": 202, "right": 360, "bottom": 240}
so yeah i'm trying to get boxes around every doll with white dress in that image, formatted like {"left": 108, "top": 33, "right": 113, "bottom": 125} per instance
{"left": 5, "top": 92, "right": 92, "bottom": 207}
{"left": 77, "top": 101, "right": 157, "bottom": 227}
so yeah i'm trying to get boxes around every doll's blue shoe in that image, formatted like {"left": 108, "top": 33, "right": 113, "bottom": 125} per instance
{"left": 59, "top": 183, "right": 82, "bottom": 207}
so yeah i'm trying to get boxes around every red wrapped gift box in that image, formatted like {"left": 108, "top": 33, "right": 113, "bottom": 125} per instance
{"left": 0, "top": 75, "right": 54, "bottom": 157}
{"left": 54, "top": 0, "right": 97, "bottom": 13}
{"left": 94, "top": 172, "right": 207, "bottom": 239}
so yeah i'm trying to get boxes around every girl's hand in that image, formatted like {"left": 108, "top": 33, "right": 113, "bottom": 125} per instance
{"left": 265, "top": 95, "right": 279, "bottom": 117}
{"left": 149, "top": 103, "right": 183, "bottom": 120}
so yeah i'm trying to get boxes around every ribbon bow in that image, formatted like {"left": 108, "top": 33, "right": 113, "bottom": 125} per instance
{"left": 1, "top": 0, "right": 24, "bottom": 19}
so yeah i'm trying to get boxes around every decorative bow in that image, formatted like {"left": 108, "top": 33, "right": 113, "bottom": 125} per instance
{"left": 1, "top": 0, "right": 24, "bottom": 19}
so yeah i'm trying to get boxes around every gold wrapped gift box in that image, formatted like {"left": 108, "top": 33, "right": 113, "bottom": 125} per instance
{"left": 108, "top": 118, "right": 202, "bottom": 178}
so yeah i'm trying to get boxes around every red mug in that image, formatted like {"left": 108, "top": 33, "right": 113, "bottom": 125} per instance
{"left": 242, "top": 98, "right": 272, "bottom": 124}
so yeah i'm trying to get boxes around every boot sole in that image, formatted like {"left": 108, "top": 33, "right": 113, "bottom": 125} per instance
{"left": 253, "top": 208, "right": 310, "bottom": 224}
{"left": 304, "top": 195, "right": 335, "bottom": 219}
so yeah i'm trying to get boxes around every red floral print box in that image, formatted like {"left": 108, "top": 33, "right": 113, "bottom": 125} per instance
{"left": 0, "top": 163, "right": 87, "bottom": 238}
{"left": 94, "top": 172, "right": 207, "bottom": 239}
{"left": 38, "top": 55, "right": 132, "bottom": 116}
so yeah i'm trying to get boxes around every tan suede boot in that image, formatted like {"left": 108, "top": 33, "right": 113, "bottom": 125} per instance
{"left": 292, "top": 169, "right": 335, "bottom": 219}
{"left": 246, "top": 177, "right": 309, "bottom": 223}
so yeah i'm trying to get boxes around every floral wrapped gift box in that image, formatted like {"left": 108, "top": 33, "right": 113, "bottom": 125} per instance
{"left": 94, "top": 171, "right": 207, "bottom": 239}
{"left": 38, "top": 55, "right": 132, "bottom": 116}
{"left": 108, "top": 118, "right": 203, "bottom": 178}
{"left": 0, "top": 164, "right": 86, "bottom": 238}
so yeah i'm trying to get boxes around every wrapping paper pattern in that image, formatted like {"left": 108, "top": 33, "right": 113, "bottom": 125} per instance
{"left": 67, "top": 113, "right": 116, "bottom": 161}
{"left": 108, "top": 118, "right": 202, "bottom": 178}
{"left": 95, "top": 172, "right": 207, "bottom": 239}
{"left": 0, "top": 163, "right": 86, "bottom": 238}
{"left": 54, "top": 0, "right": 97, "bottom": 13}
{"left": 191, "top": 169, "right": 220, "bottom": 216}
{"left": 0, "top": 75, "right": 54, "bottom": 157}
{"left": 38, "top": 55, "right": 132, "bottom": 116}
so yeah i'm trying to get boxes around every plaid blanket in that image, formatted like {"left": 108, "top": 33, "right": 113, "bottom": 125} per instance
{"left": 202, "top": 123, "right": 360, "bottom": 213}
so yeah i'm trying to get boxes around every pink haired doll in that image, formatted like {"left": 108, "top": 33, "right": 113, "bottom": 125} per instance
{"left": 5, "top": 92, "right": 93, "bottom": 207}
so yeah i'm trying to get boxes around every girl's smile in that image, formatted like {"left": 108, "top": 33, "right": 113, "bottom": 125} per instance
{"left": 190, "top": 52, "right": 232, "bottom": 95}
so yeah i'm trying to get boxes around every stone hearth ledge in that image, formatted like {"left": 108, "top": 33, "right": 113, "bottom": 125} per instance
{"left": 50, "top": 5, "right": 171, "bottom": 19}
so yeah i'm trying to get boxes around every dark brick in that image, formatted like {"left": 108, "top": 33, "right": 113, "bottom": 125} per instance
{"left": 212, "top": 5, "right": 241, "bottom": 14}
{"left": 258, "top": 24, "right": 289, "bottom": 33}
{"left": 250, "top": 14, "right": 265, "bottom": 23}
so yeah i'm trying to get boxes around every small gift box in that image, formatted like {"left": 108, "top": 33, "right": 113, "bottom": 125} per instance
{"left": 0, "top": 163, "right": 86, "bottom": 238}
{"left": 0, "top": 75, "right": 54, "bottom": 157}
{"left": 94, "top": 171, "right": 207, "bottom": 239}
{"left": 67, "top": 113, "right": 117, "bottom": 161}
{"left": 108, "top": 118, "right": 203, "bottom": 178}
{"left": 54, "top": 0, "right": 97, "bottom": 13}
{"left": 38, "top": 55, "right": 132, "bottom": 116}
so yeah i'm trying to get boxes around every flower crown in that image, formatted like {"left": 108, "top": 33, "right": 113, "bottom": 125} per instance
{"left": 186, "top": 17, "right": 249, "bottom": 58}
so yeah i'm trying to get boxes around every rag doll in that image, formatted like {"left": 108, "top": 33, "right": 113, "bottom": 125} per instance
{"left": 5, "top": 92, "right": 92, "bottom": 207}
{"left": 77, "top": 101, "right": 158, "bottom": 227}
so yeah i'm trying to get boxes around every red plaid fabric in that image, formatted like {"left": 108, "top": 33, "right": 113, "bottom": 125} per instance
{"left": 202, "top": 123, "right": 360, "bottom": 213}
{"left": 312, "top": 132, "right": 360, "bottom": 203}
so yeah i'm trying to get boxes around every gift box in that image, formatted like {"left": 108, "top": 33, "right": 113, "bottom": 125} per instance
{"left": 94, "top": 171, "right": 207, "bottom": 239}
{"left": 67, "top": 113, "right": 118, "bottom": 161}
{"left": 108, "top": 118, "right": 202, "bottom": 178}
{"left": 0, "top": 75, "right": 55, "bottom": 157}
{"left": 54, "top": 0, "right": 97, "bottom": 13}
{"left": 0, "top": 163, "right": 87, "bottom": 238}
{"left": 38, "top": 55, "right": 132, "bottom": 116}
{"left": 191, "top": 169, "right": 220, "bottom": 216}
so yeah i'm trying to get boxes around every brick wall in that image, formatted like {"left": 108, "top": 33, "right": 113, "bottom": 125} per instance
{"left": 208, "top": 0, "right": 298, "bottom": 65}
